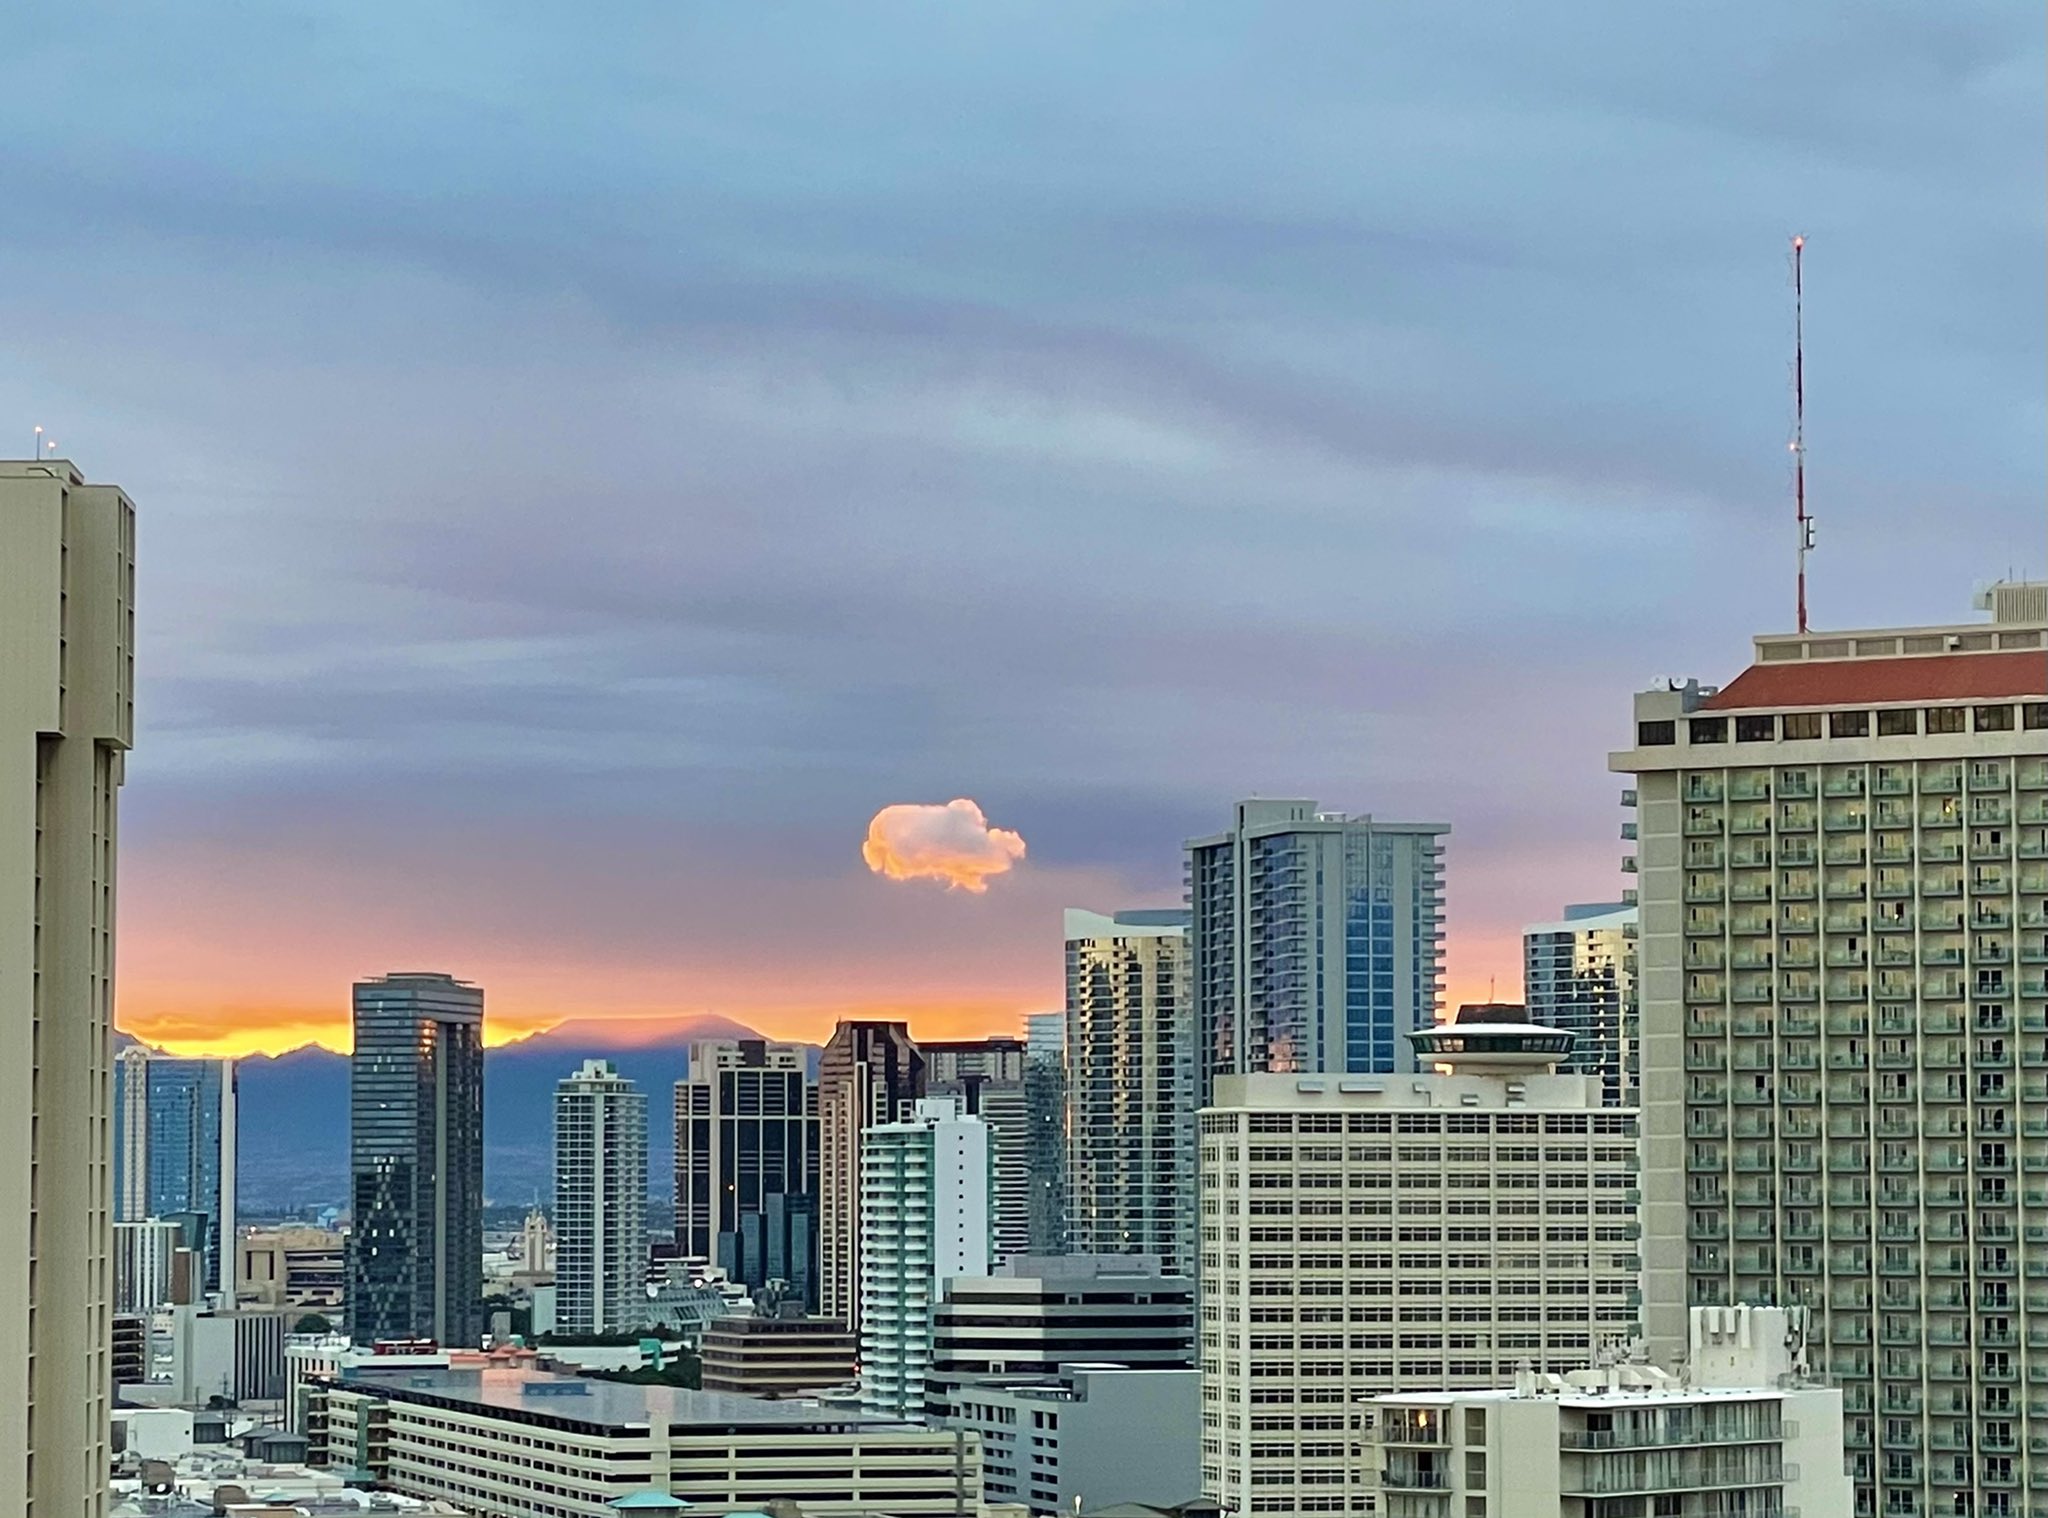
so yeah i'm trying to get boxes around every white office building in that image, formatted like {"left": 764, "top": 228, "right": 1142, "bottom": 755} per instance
{"left": 553, "top": 1059, "right": 648, "bottom": 1336}
{"left": 1613, "top": 581, "right": 2048, "bottom": 1516}
{"left": 951, "top": 1364, "right": 1202, "bottom": 1516}
{"left": 1, "top": 458, "right": 135, "bottom": 1518}
{"left": 1188, "top": 800, "right": 1448, "bottom": 1092}
{"left": 1200, "top": 1006, "right": 1639, "bottom": 1516}
{"left": 858, "top": 1096, "right": 992, "bottom": 1418}
{"left": 1366, "top": 1305, "right": 1851, "bottom": 1517}
{"left": 1523, "top": 901, "right": 1637, "bottom": 1108}
{"left": 1065, "top": 907, "right": 1197, "bottom": 1275}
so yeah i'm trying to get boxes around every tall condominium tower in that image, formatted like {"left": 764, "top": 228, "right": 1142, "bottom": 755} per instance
{"left": 857, "top": 1097, "right": 992, "bottom": 1418}
{"left": 1, "top": 458, "right": 134, "bottom": 1518}
{"left": 347, "top": 972, "right": 485, "bottom": 1348}
{"left": 1201, "top": 1005, "right": 1640, "bottom": 1516}
{"left": 1188, "top": 800, "right": 1448, "bottom": 1096}
{"left": 1022, "top": 1012, "right": 1069, "bottom": 1254}
{"left": 818, "top": 1021, "right": 925, "bottom": 1334}
{"left": 1614, "top": 582, "right": 2048, "bottom": 1518}
{"left": 1064, "top": 907, "right": 1197, "bottom": 1275}
{"left": 1522, "top": 901, "right": 1638, "bottom": 1107}
{"left": 673, "top": 1039, "right": 818, "bottom": 1307}
{"left": 923, "top": 1036, "right": 1030, "bottom": 1263}
{"left": 555, "top": 1060, "right": 648, "bottom": 1337}
{"left": 112, "top": 1047, "right": 239, "bottom": 1297}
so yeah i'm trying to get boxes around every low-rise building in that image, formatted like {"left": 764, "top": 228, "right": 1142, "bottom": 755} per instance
{"left": 952, "top": 1365, "right": 1200, "bottom": 1517}
{"left": 309, "top": 1365, "right": 981, "bottom": 1516}
{"left": 1365, "top": 1305, "right": 1851, "bottom": 1517}
{"left": 699, "top": 1311, "right": 856, "bottom": 1396}
{"left": 237, "top": 1226, "right": 347, "bottom": 1312}
{"left": 927, "top": 1254, "right": 1195, "bottom": 1421}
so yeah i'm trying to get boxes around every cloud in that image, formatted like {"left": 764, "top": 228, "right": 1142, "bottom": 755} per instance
{"left": 862, "top": 799, "right": 1027, "bottom": 893}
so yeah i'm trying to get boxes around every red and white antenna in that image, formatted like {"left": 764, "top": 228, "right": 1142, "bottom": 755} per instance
{"left": 1791, "top": 235, "right": 1813, "bottom": 633}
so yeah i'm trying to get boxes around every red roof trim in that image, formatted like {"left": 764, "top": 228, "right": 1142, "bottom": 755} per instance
{"left": 1702, "top": 651, "right": 2047, "bottom": 711}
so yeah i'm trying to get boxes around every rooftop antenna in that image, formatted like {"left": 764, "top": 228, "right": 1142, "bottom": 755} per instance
{"left": 1791, "top": 235, "right": 1813, "bottom": 633}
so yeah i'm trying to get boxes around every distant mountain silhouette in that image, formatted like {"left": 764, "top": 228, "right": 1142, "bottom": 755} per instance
{"left": 212, "top": 1014, "right": 818, "bottom": 1212}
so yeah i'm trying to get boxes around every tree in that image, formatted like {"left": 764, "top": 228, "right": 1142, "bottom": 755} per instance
{"left": 292, "top": 1313, "right": 333, "bottom": 1335}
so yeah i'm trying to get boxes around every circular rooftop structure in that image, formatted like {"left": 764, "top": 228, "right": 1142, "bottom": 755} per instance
{"left": 1408, "top": 1003, "right": 1575, "bottom": 1071}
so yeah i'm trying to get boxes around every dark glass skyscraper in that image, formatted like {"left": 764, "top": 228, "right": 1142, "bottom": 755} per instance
{"left": 347, "top": 972, "right": 484, "bottom": 1348}
{"left": 818, "top": 1021, "right": 924, "bottom": 1333}
{"left": 673, "top": 1039, "right": 818, "bottom": 1307}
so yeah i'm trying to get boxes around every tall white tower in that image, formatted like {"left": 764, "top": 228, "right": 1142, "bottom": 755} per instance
{"left": 554, "top": 1060, "right": 648, "bottom": 1337}
{"left": 858, "top": 1097, "right": 992, "bottom": 1418}
{"left": 1, "top": 458, "right": 135, "bottom": 1518}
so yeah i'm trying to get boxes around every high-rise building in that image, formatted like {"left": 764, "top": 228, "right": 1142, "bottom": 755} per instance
{"left": 1065, "top": 907, "right": 1196, "bottom": 1275}
{"left": 819, "top": 1020, "right": 925, "bottom": 1334}
{"left": 1188, "top": 800, "right": 1448, "bottom": 1095}
{"left": 925, "top": 1253, "right": 1196, "bottom": 1421}
{"left": 1365, "top": 1306, "right": 1851, "bottom": 1517}
{"left": 554, "top": 1059, "right": 648, "bottom": 1337}
{"left": 924, "top": 1035, "right": 1031, "bottom": 1262}
{"left": 1023, "top": 1012, "right": 1068, "bottom": 1255}
{"left": 673, "top": 1038, "right": 818, "bottom": 1304}
{"left": 113, "top": 1220, "right": 189, "bottom": 1315}
{"left": 1613, "top": 582, "right": 2048, "bottom": 1517}
{"left": 1523, "top": 901, "right": 1638, "bottom": 1107}
{"left": 858, "top": 1096, "right": 992, "bottom": 1419}
{"left": 112, "top": 1046, "right": 238, "bottom": 1297}
{"left": 347, "top": 972, "right": 485, "bottom": 1348}
{"left": 1200, "top": 1005, "right": 1640, "bottom": 1515}
{"left": 1, "top": 458, "right": 134, "bottom": 1518}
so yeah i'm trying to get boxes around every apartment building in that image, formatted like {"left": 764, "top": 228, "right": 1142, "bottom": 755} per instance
{"left": 1200, "top": 1006, "right": 1639, "bottom": 1516}
{"left": 925, "top": 1035, "right": 1033, "bottom": 1263}
{"left": 1613, "top": 581, "right": 2048, "bottom": 1517}
{"left": 1066, "top": 908, "right": 1197, "bottom": 1275}
{"left": 311, "top": 1365, "right": 981, "bottom": 1516}
{"left": 1188, "top": 801, "right": 1447, "bottom": 1092}
{"left": 1366, "top": 1306, "right": 1851, "bottom": 1517}
{"left": 1523, "top": 902, "right": 1638, "bottom": 1108}
{"left": 554, "top": 1059, "right": 648, "bottom": 1337}
{"left": 858, "top": 1096, "right": 993, "bottom": 1419}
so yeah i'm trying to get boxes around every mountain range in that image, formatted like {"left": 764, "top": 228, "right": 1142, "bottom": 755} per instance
{"left": 183, "top": 1014, "right": 816, "bottom": 1212}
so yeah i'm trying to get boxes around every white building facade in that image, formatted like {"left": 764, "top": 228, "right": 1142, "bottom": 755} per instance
{"left": 1200, "top": 1008, "right": 1639, "bottom": 1516}
{"left": 553, "top": 1059, "right": 648, "bottom": 1336}
{"left": 1613, "top": 582, "right": 2048, "bottom": 1517}
{"left": 1, "top": 459, "right": 135, "bottom": 1518}
{"left": 858, "top": 1096, "right": 993, "bottom": 1418}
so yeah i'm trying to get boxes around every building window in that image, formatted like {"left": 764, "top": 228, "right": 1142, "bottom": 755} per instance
{"left": 1925, "top": 707, "right": 1966, "bottom": 735}
{"left": 1783, "top": 712, "right": 1823, "bottom": 740}
{"left": 1638, "top": 720, "right": 1676, "bottom": 746}
{"left": 2024, "top": 703, "right": 2048, "bottom": 730}
{"left": 1690, "top": 717, "right": 1728, "bottom": 744}
{"left": 1735, "top": 715, "right": 1775, "bottom": 743}
{"left": 1975, "top": 705, "right": 2015, "bottom": 732}
{"left": 1877, "top": 709, "right": 1918, "bottom": 737}
{"left": 1830, "top": 710, "right": 1870, "bottom": 738}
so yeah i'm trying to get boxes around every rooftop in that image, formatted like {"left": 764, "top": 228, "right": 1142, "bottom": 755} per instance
{"left": 1702, "top": 649, "right": 2046, "bottom": 711}
{"left": 342, "top": 1366, "right": 920, "bottom": 1434}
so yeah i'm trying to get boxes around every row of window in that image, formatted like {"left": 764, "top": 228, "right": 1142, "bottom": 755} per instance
{"left": 1643, "top": 703, "right": 2048, "bottom": 747}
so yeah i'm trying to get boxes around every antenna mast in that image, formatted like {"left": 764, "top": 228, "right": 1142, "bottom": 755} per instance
{"left": 1792, "top": 235, "right": 1812, "bottom": 633}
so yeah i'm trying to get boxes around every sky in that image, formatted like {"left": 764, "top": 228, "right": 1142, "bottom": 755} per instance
{"left": 2, "top": 2, "right": 2041, "bottom": 1056}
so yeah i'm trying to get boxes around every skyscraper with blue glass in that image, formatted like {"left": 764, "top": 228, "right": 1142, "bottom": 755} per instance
{"left": 113, "top": 1045, "right": 238, "bottom": 1298}
{"left": 1188, "top": 800, "right": 1447, "bottom": 1099}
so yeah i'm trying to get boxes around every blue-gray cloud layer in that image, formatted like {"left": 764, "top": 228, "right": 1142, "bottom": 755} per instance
{"left": 3, "top": 0, "right": 2040, "bottom": 1000}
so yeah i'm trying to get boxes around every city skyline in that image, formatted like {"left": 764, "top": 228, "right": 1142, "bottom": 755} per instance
{"left": 1, "top": 6, "right": 2028, "bottom": 1062}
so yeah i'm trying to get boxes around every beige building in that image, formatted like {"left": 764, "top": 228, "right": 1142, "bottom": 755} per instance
{"left": 238, "top": 1227, "right": 346, "bottom": 1313}
{"left": 1, "top": 459, "right": 136, "bottom": 1518}
{"left": 1366, "top": 1305, "right": 1851, "bottom": 1517}
{"left": 1612, "top": 581, "right": 2048, "bottom": 1516}
{"left": 1199, "top": 1007, "right": 1639, "bottom": 1517}
{"left": 697, "top": 1311, "right": 855, "bottom": 1396}
{"left": 311, "top": 1365, "right": 980, "bottom": 1517}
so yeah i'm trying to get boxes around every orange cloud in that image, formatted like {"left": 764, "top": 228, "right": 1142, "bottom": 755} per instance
{"left": 861, "top": 798, "right": 1026, "bottom": 893}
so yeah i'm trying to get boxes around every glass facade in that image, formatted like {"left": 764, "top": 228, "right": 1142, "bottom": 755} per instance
{"left": 112, "top": 1051, "right": 236, "bottom": 1295}
{"left": 347, "top": 972, "right": 484, "bottom": 1348}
